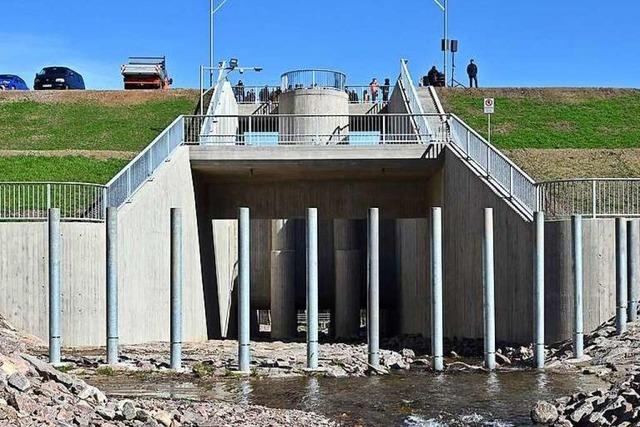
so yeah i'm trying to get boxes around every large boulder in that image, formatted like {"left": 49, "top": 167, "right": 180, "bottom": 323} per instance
{"left": 531, "top": 400, "right": 559, "bottom": 424}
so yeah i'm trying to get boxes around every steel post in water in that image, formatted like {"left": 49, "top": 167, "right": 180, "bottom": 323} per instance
{"left": 170, "top": 208, "right": 183, "bottom": 370}
{"left": 106, "top": 207, "right": 119, "bottom": 365}
{"left": 367, "top": 208, "right": 380, "bottom": 368}
{"left": 238, "top": 207, "right": 251, "bottom": 373}
{"left": 616, "top": 218, "right": 628, "bottom": 334}
{"left": 628, "top": 220, "right": 639, "bottom": 322}
{"left": 483, "top": 208, "right": 496, "bottom": 370}
{"left": 534, "top": 211, "right": 545, "bottom": 369}
{"left": 572, "top": 215, "right": 584, "bottom": 358}
{"left": 306, "top": 208, "right": 319, "bottom": 369}
{"left": 48, "top": 208, "right": 61, "bottom": 364}
{"left": 431, "top": 208, "right": 443, "bottom": 372}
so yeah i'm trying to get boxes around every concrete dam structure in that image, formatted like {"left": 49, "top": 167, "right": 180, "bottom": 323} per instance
{"left": 0, "top": 62, "right": 634, "bottom": 368}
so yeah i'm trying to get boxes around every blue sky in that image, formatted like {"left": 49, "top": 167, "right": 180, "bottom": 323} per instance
{"left": 1, "top": 0, "right": 638, "bottom": 89}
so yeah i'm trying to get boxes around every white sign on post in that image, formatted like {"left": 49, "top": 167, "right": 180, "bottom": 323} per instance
{"left": 484, "top": 98, "right": 495, "bottom": 114}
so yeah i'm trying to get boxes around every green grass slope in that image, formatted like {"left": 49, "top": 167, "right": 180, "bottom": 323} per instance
{"left": 440, "top": 88, "right": 640, "bottom": 149}
{"left": 0, "top": 90, "right": 198, "bottom": 183}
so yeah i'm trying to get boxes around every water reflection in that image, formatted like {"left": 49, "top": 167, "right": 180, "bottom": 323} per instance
{"left": 89, "top": 370, "right": 605, "bottom": 426}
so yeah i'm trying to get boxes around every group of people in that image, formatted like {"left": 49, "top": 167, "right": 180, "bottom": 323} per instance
{"left": 421, "top": 59, "right": 479, "bottom": 88}
{"left": 347, "top": 78, "right": 391, "bottom": 103}
{"left": 233, "top": 81, "right": 282, "bottom": 103}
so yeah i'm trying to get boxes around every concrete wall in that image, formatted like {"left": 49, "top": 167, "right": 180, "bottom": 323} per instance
{"left": 0, "top": 145, "right": 208, "bottom": 347}
{"left": 0, "top": 222, "right": 106, "bottom": 346}
{"left": 117, "top": 146, "right": 207, "bottom": 344}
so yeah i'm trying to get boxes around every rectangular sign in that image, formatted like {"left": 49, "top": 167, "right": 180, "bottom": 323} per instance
{"left": 484, "top": 98, "right": 495, "bottom": 114}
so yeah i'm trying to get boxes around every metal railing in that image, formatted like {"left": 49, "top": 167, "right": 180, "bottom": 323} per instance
{"left": 183, "top": 113, "right": 448, "bottom": 147}
{"left": 105, "top": 116, "right": 184, "bottom": 208}
{"left": 0, "top": 182, "right": 106, "bottom": 221}
{"left": 399, "top": 60, "right": 433, "bottom": 142}
{"left": 448, "top": 114, "right": 538, "bottom": 215}
{"left": 281, "top": 69, "right": 346, "bottom": 92}
{"left": 231, "top": 85, "right": 281, "bottom": 104}
{"left": 540, "top": 179, "right": 640, "bottom": 219}
{"left": 345, "top": 85, "right": 392, "bottom": 104}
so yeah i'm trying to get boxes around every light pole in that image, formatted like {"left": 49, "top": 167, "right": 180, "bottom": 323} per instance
{"left": 209, "top": 0, "right": 231, "bottom": 86}
{"left": 433, "top": 0, "right": 448, "bottom": 87}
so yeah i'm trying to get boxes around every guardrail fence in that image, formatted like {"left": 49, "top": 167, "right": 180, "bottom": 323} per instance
{"left": 399, "top": 60, "right": 433, "bottom": 143}
{"left": 0, "top": 182, "right": 105, "bottom": 221}
{"left": 449, "top": 114, "right": 538, "bottom": 215}
{"left": 183, "top": 114, "right": 448, "bottom": 146}
{"left": 281, "top": 69, "right": 346, "bottom": 92}
{"left": 232, "top": 85, "right": 281, "bottom": 104}
{"left": 540, "top": 179, "right": 640, "bottom": 219}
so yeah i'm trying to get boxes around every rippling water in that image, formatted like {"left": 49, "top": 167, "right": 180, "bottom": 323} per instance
{"left": 89, "top": 370, "right": 604, "bottom": 426}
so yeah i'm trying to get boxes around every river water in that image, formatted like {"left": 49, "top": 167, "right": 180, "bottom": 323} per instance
{"left": 89, "top": 370, "right": 604, "bottom": 426}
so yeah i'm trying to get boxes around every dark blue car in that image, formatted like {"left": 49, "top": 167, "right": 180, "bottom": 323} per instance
{"left": 34, "top": 67, "right": 85, "bottom": 90}
{"left": 0, "top": 75, "right": 29, "bottom": 90}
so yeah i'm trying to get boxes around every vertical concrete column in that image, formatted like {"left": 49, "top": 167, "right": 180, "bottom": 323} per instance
{"left": 170, "top": 208, "right": 183, "bottom": 370}
{"left": 307, "top": 208, "right": 319, "bottom": 369}
{"left": 628, "top": 220, "right": 639, "bottom": 322}
{"left": 270, "top": 219, "right": 297, "bottom": 339}
{"left": 48, "top": 208, "right": 61, "bottom": 364}
{"left": 483, "top": 208, "right": 495, "bottom": 371}
{"left": 431, "top": 208, "right": 443, "bottom": 372}
{"left": 334, "top": 220, "right": 362, "bottom": 339}
{"left": 616, "top": 218, "right": 628, "bottom": 334}
{"left": 533, "top": 211, "right": 545, "bottom": 369}
{"left": 238, "top": 207, "right": 251, "bottom": 373}
{"left": 367, "top": 208, "right": 380, "bottom": 368}
{"left": 106, "top": 207, "right": 119, "bottom": 365}
{"left": 572, "top": 215, "right": 584, "bottom": 358}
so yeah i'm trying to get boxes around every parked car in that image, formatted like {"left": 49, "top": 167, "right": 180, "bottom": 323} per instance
{"left": 0, "top": 74, "right": 29, "bottom": 90}
{"left": 34, "top": 67, "right": 85, "bottom": 90}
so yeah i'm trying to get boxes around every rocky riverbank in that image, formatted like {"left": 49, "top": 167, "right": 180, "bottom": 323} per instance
{"left": 531, "top": 317, "right": 640, "bottom": 425}
{"left": 0, "top": 317, "right": 335, "bottom": 426}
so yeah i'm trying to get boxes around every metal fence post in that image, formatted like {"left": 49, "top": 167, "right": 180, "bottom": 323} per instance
{"left": 431, "top": 207, "right": 443, "bottom": 372}
{"left": 46, "top": 183, "right": 52, "bottom": 210}
{"left": 534, "top": 211, "right": 545, "bottom": 369}
{"left": 616, "top": 217, "right": 628, "bottom": 334}
{"left": 238, "top": 207, "right": 251, "bottom": 373}
{"left": 592, "top": 180, "right": 597, "bottom": 219}
{"left": 48, "top": 208, "right": 61, "bottom": 364}
{"left": 306, "top": 208, "right": 319, "bottom": 369}
{"left": 572, "top": 215, "right": 584, "bottom": 358}
{"left": 628, "top": 220, "right": 639, "bottom": 322}
{"left": 200, "top": 65, "right": 204, "bottom": 116}
{"left": 106, "top": 207, "right": 119, "bottom": 365}
{"left": 367, "top": 208, "right": 380, "bottom": 369}
{"left": 382, "top": 116, "right": 386, "bottom": 145}
{"left": 483, "top": 208, "right": 496, "bottom": 370}
{"left": 170, "top": 208, "right": 183, "bottom": 369}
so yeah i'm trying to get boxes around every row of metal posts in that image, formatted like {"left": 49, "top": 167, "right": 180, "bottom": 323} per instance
{"left": 46, "top": 207, "right": 639, "bottom": 372}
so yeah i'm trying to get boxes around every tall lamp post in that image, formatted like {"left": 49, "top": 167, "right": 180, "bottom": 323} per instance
{"left": 433, "top": 0, "right": 449, "bottom": 87}
{"left": 209, "top": 0, "right": 231, "bottom": 86}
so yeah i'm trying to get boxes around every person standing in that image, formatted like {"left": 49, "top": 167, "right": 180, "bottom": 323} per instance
{"left": 467, "top": 59, "right": 478, "bottom": 88}
{"left": 369, "top": 78, "right": 379, "bottom": 102}
{"left": 427, "top": 66, "right": 439, "bottom": 86}
{"left": 382, "top": 78, "right": 390, "bottom": 102}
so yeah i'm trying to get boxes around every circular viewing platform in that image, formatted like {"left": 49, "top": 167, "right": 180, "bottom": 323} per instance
{"left": 281, "top": 69, "right": 346, "bottom": 92}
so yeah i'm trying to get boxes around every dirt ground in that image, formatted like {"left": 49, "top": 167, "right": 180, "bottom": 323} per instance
{"left": 0, "top": 89, "right": 199, "bottom": 106}
{"left": 505, "top": 148, "right": 640, "bottom": 180}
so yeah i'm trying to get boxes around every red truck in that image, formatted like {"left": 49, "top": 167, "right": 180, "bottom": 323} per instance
{"left": 121, "top": 57, "right": 172, "bottom": 90}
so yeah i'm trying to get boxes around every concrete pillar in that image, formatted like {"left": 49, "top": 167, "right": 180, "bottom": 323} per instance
{"left": 106, "top": 207, "right": 119, "bottom": 365}
{"left": 572, "top": 215, "right": 584, "bottom": 358}
{"left": 170, "top": 208, "right": 183, "bottom": 370}
{"left": 238, "top": 207, "right": 251, "bottom": 373}
{"left": 534, "top": 211, "right": 545, "bottom": 369}
{"left": 48, "top": 208, "right": 61, "bottom": 364}
{"left": 431, "top": 208, "right": 443, "bottom": 372}
{"left": 616, "top": 218, "right": 628, "bottom": 334}
{"left": 628, "top": 220, "right": 639, "bottom": 322}
{"left": 270, "top": 219, "right": 297, "bottom": 339}
{"left": 367, "top": 208, "right": 380, "bottom": 368}
{"left": 483, "top": 208, "right": 495, "bottom": 371}
{"left": 333, "top": 220, "right": 362, "bottom": 340}
{"left": 307, "top": 208, "right": 319, "bottom": 369}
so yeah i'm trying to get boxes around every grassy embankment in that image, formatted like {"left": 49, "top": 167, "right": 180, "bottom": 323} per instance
{"left": 438, "top": 88, "right": 640, "bottom": 180}
{"left": 0, "top": 90, "right": 199, "bottom": 183}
